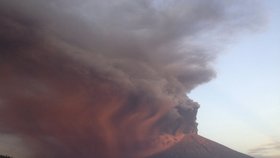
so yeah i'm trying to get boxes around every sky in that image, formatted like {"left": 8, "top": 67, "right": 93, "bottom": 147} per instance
{"left": 189, "top": 1, "right": 280, "bottom": 158}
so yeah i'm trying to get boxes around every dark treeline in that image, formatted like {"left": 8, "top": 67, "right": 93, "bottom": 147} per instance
{"left": 0, "top": 155, "right": 12, "bottom": 158}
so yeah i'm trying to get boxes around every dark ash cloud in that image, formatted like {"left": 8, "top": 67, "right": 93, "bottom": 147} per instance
{"left": 0, "top": 0, "right": 263, "bottom": 158}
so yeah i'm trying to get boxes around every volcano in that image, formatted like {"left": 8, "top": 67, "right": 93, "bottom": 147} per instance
{"left": 148, "top": 134, "right": 253, "bottom": 158}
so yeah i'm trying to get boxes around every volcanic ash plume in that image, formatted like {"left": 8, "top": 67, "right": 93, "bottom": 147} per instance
{"left": 0, "top": 0, "right": 262, "bottom": 158}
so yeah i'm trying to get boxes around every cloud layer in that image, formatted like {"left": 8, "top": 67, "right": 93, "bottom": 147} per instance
{"left": 249, "top": 142, "right": 280, "bottom": 158}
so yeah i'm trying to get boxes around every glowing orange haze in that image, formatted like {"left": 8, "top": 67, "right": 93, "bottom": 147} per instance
{"left": 0, "top": 51, "right": 187, "bottom": 158}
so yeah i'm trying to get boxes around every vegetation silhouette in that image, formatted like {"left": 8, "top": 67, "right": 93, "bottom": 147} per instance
{"left": 0, "top": 155, "right": 12, "bottom": 158}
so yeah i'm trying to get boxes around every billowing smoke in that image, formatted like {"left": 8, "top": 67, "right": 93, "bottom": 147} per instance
{"left": 0, "top": 0, "right": 261, "bottom": 158}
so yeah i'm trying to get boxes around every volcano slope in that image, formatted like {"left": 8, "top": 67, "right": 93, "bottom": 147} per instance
{"left": 148, "top": 134, "right": 253, "bottom": 158}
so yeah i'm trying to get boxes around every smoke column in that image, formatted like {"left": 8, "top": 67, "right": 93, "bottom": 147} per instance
{"left": 0, "top": 0, "right": 262, "bottom": 158}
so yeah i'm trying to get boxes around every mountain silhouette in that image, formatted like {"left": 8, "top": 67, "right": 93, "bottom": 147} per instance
{"left": 148, "top": 134, "right": 253, "bottom": 158}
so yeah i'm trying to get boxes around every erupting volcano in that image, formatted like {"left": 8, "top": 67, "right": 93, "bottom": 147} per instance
{"left": 0, "top": 0, "right": 262, "bottom": 158}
